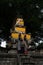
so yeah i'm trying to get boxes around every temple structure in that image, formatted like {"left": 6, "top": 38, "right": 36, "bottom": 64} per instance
{"left": 11, "top": 18, "right": 31, "bottom": 40}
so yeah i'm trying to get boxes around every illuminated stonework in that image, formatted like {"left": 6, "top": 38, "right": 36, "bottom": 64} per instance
{"left": 11, "top": 18, "right": 31, "bottom": 40}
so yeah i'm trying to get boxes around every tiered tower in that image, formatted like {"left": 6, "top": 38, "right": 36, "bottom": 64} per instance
{"left": 11, "top": 18, "right": 31, "bottom": 40}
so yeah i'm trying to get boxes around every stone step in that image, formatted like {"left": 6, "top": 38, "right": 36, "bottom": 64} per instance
{"left": 22, "top": 62, "right": 35, "bottom": 65}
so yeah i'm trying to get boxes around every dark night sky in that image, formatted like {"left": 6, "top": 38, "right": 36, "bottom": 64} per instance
{"left": 0, "top": 0, "right": 43, "bottom": 38}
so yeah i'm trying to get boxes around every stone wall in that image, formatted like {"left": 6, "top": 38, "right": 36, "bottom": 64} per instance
{"left": 0, "top": 51, "right": 43, "bottom": 65}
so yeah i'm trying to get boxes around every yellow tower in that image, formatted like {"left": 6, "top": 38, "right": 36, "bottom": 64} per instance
{"left": 11, "top": 18, "right": 31, "bottom": 40}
